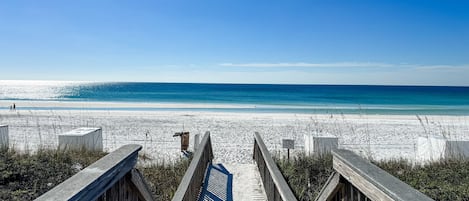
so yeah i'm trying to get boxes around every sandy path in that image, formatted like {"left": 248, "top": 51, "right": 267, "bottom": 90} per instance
{"left": 223, "top": 163, "right": 267, "bottom": 201}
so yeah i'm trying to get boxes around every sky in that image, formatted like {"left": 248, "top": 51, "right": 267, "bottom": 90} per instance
{"left": 0, "top": 0, "right": 468, "bottom": 86}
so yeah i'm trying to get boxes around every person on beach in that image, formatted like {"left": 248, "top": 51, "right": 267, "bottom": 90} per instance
{"left": 13, "top": 103, "right": 16, "bottom": 111}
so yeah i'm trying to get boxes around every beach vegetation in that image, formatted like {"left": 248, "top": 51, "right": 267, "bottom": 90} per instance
{"left": 376, "top": 158, "right": 469, "bottom": 201}
{"left": 140, "top": 158, "right": 191, "bottom": 201}
{"left": 274, "top": 153, "right": 334, "bottom": 200}
{"left": 0, "top": 147, "right": 106, "bottom": 200}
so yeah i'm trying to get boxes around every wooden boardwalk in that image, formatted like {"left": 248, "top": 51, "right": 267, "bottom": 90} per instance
{"left": 36, "top": 131, "right": 435, "bottom": 201}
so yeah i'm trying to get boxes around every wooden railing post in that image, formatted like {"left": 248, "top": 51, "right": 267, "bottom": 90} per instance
{"left": 253, "top": 132, "right": 298, "bottom": 201}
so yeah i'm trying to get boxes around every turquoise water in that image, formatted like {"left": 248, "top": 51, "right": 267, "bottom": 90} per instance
{"left": 1, "top": 81, "right": 469, "bottom": 115}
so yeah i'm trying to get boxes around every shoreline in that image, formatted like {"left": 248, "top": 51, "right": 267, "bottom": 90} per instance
{"left": 2, "top": 100, "right": 469, "bottom": 116}
{"left": 0, "top": 100, "right": 256, "bottom": 109}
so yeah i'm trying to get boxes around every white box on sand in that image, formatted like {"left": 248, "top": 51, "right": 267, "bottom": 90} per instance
{"left": 0, "top": 125, "right": 8, "bottom": 148}
{"left": 416, "top": 136, "right": 446, "bottom": 162}
{"left": 417, "top": 136, "right": 469, "bottom": 162}
{"left": 446, "top": 140, "right": 469, "bottom": 158}
{"left": 304, "top": 134, "right": 338, "bottom": 156}
{"left": 59, "top": 127, "right": 103, "bottom": 151}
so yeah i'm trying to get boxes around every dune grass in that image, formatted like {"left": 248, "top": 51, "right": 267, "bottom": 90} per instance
{"left": 0, "top": 147, "right": 106, "bottom": 201}
{"left": 375, "top": 158, "right": 469, "bottom": 201}
{"left": 274, "top": 153, "right": 334, "bottom": 201}
{"left": 139, "top": 158, "right": 191, "bottom": 201}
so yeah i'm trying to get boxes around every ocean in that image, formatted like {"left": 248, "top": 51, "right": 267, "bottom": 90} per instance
{"left": 1, "top": 80, "right": 469, "bottom": 115}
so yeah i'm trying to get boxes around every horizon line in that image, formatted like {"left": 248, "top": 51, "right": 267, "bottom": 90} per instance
{"left": 0, "top": 79, "right": 468, "bottom": 88}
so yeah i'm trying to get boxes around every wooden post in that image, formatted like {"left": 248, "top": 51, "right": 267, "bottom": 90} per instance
{"left": 194, "top": 134, "right": 200, "bottom": 151}
{"left": 173, "top": 131, "right": 190, "bottom": 152}
{"left": 282, "top": 139, "right": 294, "bottom": 161}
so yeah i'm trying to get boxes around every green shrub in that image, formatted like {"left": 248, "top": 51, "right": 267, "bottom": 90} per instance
{"left": 275, "top": 153, "right": 333, "bottom": 201}
{"left": 375, "top": 159, "right": 469, "bottom": 201}
{"left": 140, "top": 158, "right": 191, "bottom": 201}
{"left": 0, "top": 148, "right": 106, "bottom": 201}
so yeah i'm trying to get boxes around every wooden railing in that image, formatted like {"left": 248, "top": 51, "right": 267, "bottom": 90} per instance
{"left": 316, "top": 149, "right": 434, "bottom": 201}
{"left": 253, "top": 132, "right": 298, "bottom": 201}
{"left": 35, "top": 144, "right": 154, "bottom": 201}
{"left": 172, "top": 131, "right": 213, "bottom": 201}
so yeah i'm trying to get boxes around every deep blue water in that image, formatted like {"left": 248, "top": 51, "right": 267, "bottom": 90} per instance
{"left": 1, "top": 81, "right": 469, "bottom": 115}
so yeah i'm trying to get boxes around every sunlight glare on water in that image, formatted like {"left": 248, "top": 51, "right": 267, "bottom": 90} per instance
{"left": 0, "top": 80, "right": 88, "bottom": 100}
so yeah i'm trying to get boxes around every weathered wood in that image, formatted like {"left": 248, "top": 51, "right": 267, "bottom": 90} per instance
{"left": 332, "top": 149, "right": 434, "bottom": 201}
{"left": 35, "top": 144, "right": 143, "bottom": 201}
{"left": 253, "top": 132, "right": 298, "bottom": 201}
{"left": 97, "top": 173, "right": 139, "bottom": 201}
{"left": 315, "top": 172, "right": 341, "bottom": 201}
{"left": 130, "top": 169, "right": 155, "bottom": 201}
{"left": 172, "top": 131, "right": 213, "bottom": 201}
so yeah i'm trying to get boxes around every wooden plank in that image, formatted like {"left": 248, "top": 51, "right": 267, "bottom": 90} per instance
{"left": 130, "top": 168, "right": 155, "bottom": 201}
{"left": 315, "top": 172, "right": 341, "bottom": 201}
{"left": 332, "top": 149, "right": 434, "bottom": 201}
{"left": 253, "top": 132, "right": 298, "bottom": 201}
{"left": 100, "top": 175, "right": 128, "bottom": 201}
{"left": 35, "top": 144, "right": 142, "bottom": 201}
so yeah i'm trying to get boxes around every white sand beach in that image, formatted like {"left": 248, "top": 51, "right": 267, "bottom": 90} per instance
{"left": 1, "top": 101, "right": 469, "bottom": 163}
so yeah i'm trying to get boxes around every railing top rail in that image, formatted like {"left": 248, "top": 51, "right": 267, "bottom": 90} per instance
{"left": 332, "top": 149, "right": 434, "bottom": 201}
{"left": 35, "top": 144, "right": 142, "bottom": 201}
{"left": 254, "top": 132, "right": 298, "bottom": 201}
{"left": 172, "top": 131, "right": 212, "bottom": 201}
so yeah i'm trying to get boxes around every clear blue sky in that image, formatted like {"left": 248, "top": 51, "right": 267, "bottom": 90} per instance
{"left": 0, "top": 0, "right": 468, "bottom": 85}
